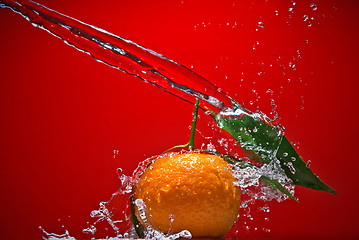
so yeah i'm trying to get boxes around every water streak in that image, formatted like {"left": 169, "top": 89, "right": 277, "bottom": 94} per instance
{"left": 1, "top": 1, "right": 333, "bottom": 239}
{"left": 0, "top": 0, "right": 233, "bottom": 111}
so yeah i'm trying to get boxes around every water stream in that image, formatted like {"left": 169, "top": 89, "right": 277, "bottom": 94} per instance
{"left": 0, "top": 0, "right": 334, "bottom": 239}
{"left": 0, "top": 0, "right": 233, "bottom": 112}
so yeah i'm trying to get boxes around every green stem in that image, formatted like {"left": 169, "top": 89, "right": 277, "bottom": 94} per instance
{"left": 188, "top": 99, "right": 200, "bottom": 150}
{"left": 163, "top": 99, "right": 200, "bottom": 153}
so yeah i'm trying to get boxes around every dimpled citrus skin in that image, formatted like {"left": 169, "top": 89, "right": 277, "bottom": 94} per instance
{"left": 134, "top": 153, "right": 241, "bottom": 238}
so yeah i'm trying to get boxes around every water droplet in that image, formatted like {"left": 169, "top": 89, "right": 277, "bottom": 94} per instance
{"left": 289, "top": 62, "right": 296, "bottom": 70}
{"left": 257, "top": 21, "right": 264, "bottom": 28}
{"left": 306, "top": 160, "right": 311, "bottom": 168}
{"left": 169, "top": 214, "right": 175, "bottom": 223}
{"left": 82, "top": 225, "right": 97, "bottom": 235}
{"left": 259, "top": 206, "right": 270, "bottom": 212}
{"left": 291, "top": 157, "right": 296, "bottom": 161}
{"left": 283, "top": 152, "right": 288, "bottom": 157}
{"left": 289, "top": 7, "right": 294, "bottom": 13}
{"left": 263, "top": 227, "right": 271, "bottom": 233}
{"left": 310, "top": 3, "right": 318, "bottom": 10}
{"left": 266, "top": 89, "right": 273, "bottom": 95}
{"left": 287, "top": 162, "right": 296, "bottom": 174}
{"left": 303, "top": 15, "right": 309, "bottom": 21}
{"left": 275, "top": 10, "right": 279, "bottom": 15}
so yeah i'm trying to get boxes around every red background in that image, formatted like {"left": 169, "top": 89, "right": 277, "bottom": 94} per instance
{"left": 0, "top": 0, "right": 358, "bottom": 239}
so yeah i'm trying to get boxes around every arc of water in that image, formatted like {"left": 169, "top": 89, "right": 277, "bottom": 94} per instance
{"left": 0, "top": 0, "right": 234, "bottom": 111}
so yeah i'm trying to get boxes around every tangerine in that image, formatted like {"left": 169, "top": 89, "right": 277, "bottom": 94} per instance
{"left": 134, "top": 152, "right": 241, "bottom": 238}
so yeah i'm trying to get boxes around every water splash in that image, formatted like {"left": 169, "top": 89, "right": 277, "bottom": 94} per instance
{"left": 40, "top": 227, "right": 76, "bottom": 240}
{"left": 39, "top": 149, "right": 294, "bottom": 239}
{"left": 0, "top": 0, "right": 323, "bottom": 239}
{"left": 0, "top": 0, "right": 232, "bottom": 111}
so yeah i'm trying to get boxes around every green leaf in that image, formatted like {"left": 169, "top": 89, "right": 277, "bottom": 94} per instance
{"left": 212, "top": 107, "right": 337, "bottom": 195}
{"left": 260, "top": 176, "right": 299, "bottom": 202}
{"left": 130, "top": 195, "right": 145, "bottom": 238}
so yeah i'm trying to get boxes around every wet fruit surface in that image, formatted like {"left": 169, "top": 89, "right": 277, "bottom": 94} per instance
{"left": 134, "top": 152, "right": 241, "bottom": 238}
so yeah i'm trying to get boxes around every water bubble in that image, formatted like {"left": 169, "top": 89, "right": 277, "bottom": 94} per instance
{"left": 310, "top": 3, "right": 318, "bottom": 10}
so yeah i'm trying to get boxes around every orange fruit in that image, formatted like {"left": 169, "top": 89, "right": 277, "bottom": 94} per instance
{"left": 134, "top": 152, "right": 241, "bottom": 238}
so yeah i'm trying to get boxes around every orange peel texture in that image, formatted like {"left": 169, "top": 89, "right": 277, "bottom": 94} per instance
{"left": 134, "top": 152, "right": 241, "bottom": 238}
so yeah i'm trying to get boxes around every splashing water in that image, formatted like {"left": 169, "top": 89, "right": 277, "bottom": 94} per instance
{"left": 0, "top": 0, "right": 305, "bottom": 239}
{"left": 39, "top": 151, "right": 293, "bottom": 239}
